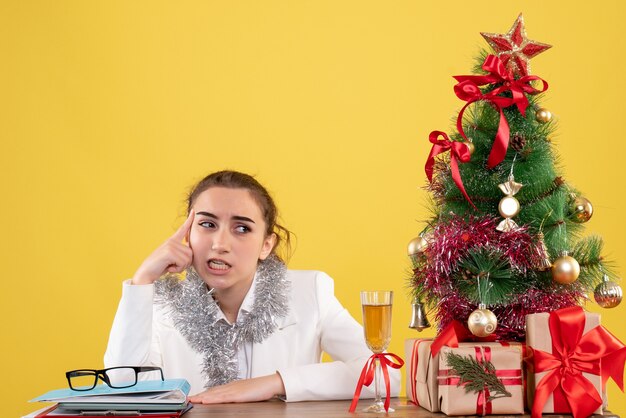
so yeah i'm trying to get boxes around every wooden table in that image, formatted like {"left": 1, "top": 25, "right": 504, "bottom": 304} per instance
{"left": 184, "top": 398, "right": 417, "bottom": 417}
{"left": 183, "top": 398, "right": 618, "bottom": 418}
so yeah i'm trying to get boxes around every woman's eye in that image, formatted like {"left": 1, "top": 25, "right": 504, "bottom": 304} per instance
{"left": 235, "top": 225, "right": 251, "bottom": 234}
{"left": 199, "top": 221, "right": 216, "bottom": 229}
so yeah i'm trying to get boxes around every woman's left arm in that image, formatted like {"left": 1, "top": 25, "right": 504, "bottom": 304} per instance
{"left": 188, "top": 271, "right": 400, "bottom": 404}
{"left": 188, "top": 374, "right": 285, "bottom": 404}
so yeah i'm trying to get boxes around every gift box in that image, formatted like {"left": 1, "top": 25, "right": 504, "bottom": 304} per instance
{"left": 526, "top": 312, "right": 602, "bottom": 415}
{"left": 405, "top": 336, "right": 527, "bottom": 413}
{"left": 437, "top": 345, "right": 525, "bottom": 415}
{"left": 405, "top": 338, "right": 439, "bottom": 412}
{"left": 526, "top": 307, "right": 617, "bottom": 417}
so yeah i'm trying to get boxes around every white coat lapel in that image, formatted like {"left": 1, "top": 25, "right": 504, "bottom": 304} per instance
{"left": 250, "top": 308, "right": 298, "bottom": 377}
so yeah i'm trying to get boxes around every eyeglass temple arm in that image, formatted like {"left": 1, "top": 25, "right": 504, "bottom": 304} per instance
{"left": 137, "top": 366, "right": 164, "bottom": 381}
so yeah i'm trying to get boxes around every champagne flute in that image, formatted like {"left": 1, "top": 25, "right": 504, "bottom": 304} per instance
{"left": 360, "top": 290, "right": 393, "bottom": 413}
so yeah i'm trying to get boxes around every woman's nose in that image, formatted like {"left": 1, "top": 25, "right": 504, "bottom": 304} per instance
{"left": 211, "top": 229, "right": 230, "bottom": 252}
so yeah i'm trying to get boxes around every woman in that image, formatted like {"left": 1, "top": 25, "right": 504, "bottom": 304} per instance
{"left": 104, "top": 170, "right": 400, "bottom": 403}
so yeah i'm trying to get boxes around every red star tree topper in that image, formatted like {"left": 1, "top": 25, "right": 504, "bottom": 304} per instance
{"left": 481, "top": 13, "right": 552, "bottom": 77}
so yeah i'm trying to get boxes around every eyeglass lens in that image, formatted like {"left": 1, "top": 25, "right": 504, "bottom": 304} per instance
{"left": 104, "top": 367, "right": 139, "bottom": 388}
{"left": 68, "top": 367, "right": 138, "bottom": 390}
{"left": 68, "top": 370, "right": 99, "bottom": 390}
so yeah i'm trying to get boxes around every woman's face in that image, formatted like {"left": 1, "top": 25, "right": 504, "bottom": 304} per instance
{"left": 189, "top": 187, "right": 276, "bottom": 293}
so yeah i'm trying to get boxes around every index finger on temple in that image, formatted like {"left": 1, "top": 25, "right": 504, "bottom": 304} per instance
{"left": 173, "top": 210, "right": 195, "bottom": 242}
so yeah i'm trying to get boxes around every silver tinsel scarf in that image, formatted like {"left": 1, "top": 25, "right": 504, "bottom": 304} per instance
{"left": 154, "top": 255, "right": 289, "bottom": 388}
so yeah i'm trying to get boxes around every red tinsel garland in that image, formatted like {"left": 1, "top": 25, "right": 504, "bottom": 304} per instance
{"left": 421, "top": 215, "right": 538, "bottom": 280}
{"left": 436, "top": 291, "right": 583, "bottom": 341}
{"left": 413, "top": 215, "right": 584, "bottom": 341}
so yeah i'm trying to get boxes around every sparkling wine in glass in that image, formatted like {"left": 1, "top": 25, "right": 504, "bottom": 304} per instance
{"left": 360, "top": 290, "right": 393, "bottom": 413}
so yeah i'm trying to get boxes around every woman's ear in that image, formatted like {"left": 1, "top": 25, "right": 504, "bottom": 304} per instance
{"left": 259, "top": 232, "right": 277, "bottom": 260}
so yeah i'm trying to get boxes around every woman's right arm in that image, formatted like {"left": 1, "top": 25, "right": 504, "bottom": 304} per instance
{"left": 103, "top": 281, "right": 161, "bottom": 369}
{"left": 104, "top": 211, "right": 195, "bottom": 375}
{"left": 131, "top": 211, "right": 195, "bottom": 285}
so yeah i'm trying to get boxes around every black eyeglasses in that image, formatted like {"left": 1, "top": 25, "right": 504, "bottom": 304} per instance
{"left": 66, "top": 366, "right": 164, "bottom": 391}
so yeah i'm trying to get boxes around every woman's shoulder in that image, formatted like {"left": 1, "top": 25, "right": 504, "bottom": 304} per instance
{"left": 286, "top": 268, "right": 333, "bottom": 282}
{"left": 286, "top": 269, "right": 336, "bottom": 299}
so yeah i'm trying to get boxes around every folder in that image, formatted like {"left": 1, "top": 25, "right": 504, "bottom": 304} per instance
{"left": 30, "top": 379, "right": 190, "bottom": 412}
{"left": 33, "top": 403, "right": 192, "bottom": 417}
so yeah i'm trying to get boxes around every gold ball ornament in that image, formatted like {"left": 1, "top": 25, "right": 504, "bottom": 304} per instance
{"left": 407, "top": 236, "right": 428, "bottom": 256}
{"left": 463, "top": 140, "right": 475, "bottom": 156}
{"left": 498, "top": 196, "right": 521, "bottom": 218}
{"left": 570, "top": 196, "right": 593, "bottom": 223}
{"left": 467, "top": 304, "right": 498, "bottom": 337}
{"left": 594, "top": 276, "right": 623, "bottom": 308}
{"left": 535, "top": 108, "right": 552, "bottom": 123}
{"left": 551, "top": 254, "right": 580, "bottom": 284}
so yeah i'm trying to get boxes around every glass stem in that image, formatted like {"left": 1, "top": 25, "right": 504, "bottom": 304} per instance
{"left": 374, "top": 357, "right": 382, "bottom": 405}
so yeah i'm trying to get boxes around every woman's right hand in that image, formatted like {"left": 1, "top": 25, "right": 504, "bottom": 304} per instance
{"left": 131, "top": 211, "right": 195, "bottom": 285}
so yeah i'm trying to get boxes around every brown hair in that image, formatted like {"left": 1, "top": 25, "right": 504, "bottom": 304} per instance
{"left": 187, "top": 170, "right": 293, "bottom": 262}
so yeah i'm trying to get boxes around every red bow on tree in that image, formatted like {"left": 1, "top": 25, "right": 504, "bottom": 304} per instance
{"left": 454, "top": 54, "right": 548, "bottom": 169}
{"left": 531, "top": 306, "right": 626, "bottom": 418}
{"left": 425, "top": 131, "right": 475, "bottom": 209}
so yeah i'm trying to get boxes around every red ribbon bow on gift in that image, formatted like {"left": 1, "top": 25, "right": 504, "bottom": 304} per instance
{"left": 454, "top": 54, "right": 548, "bottom": 169}
{"left": 349, "top": 353, "right": 404, "bottom": 413}
{"left": 425, "top": 130, "right": 475, "bottom": 209}
{"left": 430, "top": 320, "right": 498, "bottom": 357}
{"left": 531, "top": 306, "right": 626, "bottom": 418}
{"left": 430, "top": 320, "right": 473, "bottom": 356}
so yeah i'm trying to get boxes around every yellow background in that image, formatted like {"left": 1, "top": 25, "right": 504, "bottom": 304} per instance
{"left": 3, "top": 1, "right": 625, "bottom": 416}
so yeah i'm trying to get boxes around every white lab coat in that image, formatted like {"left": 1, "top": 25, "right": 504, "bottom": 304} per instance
{"left": 104, "top": 269, "right": 401, "bottom": 401}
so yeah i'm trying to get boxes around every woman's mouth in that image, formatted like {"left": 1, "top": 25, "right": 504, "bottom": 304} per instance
{"left": 208, "top": 259, "right": 231, "bottom": 271}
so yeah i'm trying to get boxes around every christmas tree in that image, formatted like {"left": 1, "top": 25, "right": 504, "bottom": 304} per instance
{"left": 409, "top": 14, "right": 623, "bottom": 341}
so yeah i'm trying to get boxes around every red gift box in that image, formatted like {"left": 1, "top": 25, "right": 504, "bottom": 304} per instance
{"left": 526, "top": 306, "right": 626, "bottom": 418}
{"left": 405, "top": 338, "right": 439, "bottom": 412}
{"left": 437, "top": 345, "right": 524, "bottom": 415}
{"left": 405, "top": 334, "right": 527, "bottom": 413}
